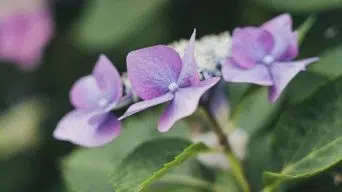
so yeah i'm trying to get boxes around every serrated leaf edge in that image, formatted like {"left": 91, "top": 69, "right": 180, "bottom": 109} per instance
{"left": 110, "top": 140, "right": 209, "bottom": 192}
{"left": 138, "top": 142, "right": 209, "bottom": 191}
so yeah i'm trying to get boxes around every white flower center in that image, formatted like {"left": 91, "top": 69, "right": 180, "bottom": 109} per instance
{"left": 98, "top": 98, "right": 109, "bottom": 108}
{"left": 262, "top": 55, "right": 275, "bottom": 65}
{"left": 168, "top": 82, "right": 179, "bottom": 92}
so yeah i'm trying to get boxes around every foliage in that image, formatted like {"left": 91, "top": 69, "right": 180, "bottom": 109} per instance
{"left": 263, "top": 76, "right": 342, "bottom": 190}
{"left": 1, "top": 1, "right": 342, "bottom": 192}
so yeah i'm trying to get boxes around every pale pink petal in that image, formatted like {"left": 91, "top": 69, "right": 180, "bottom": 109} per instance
{"left": 231, "top": 27, "right": 274, "bottom": 68}
{"left": 268, "top": 57, "right": 319, "bottom": 102}
{"left": 127, "top": 45, "right": 182, "bottom": 99}
{"left": 119, "top": 93, "right": 174, "bottom": 120}
{"left": 278, "top": 32, "right": 298, "bottom": 61}
{"left": 92, "top": 55, "right": 122, "bottom": 103}
{"left": 222, "top": 59, "right": 273, "bottom": 86}
{"left": 177, "top": 29, "right": 200, "bottom": 87}
{"left": 53, "top": 110, "right": 121, "bottom": 147}
{"left": 158, "top": 77, "right": 220, "bottom": 132}
{"left": 261, "top": 14, "right": 298, "bottom": 60}
{"left": 261, "top": 14, "right": 292, "bottom": 36}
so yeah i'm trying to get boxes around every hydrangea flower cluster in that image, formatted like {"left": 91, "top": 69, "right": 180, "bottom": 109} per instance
{"left": 53, "top": 14, "right": 319, "bottom": 147}
{"left": 54, "top": 56, "right": 122, "bottom": 147}
{"left": 222, "top": 14, "right": 319, "bottom": 102}
{"left": 119, "top": 30, "right": 220, "bottom": 132}
{"left": 169, "top": 31, "right": 231, "bottom": 78}
{"left": 0, "top": 0, "right": 53, "bottom": 70}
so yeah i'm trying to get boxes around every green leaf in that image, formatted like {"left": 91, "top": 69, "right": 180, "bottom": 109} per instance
{"left": 245, "top": 133, "right": 275, "bottom": 191}
{"left": 285, "top": 71, "right": 328, "bottom": 105}
{"left": 149, "top": 174, "right": 219, "bottom": 192}
{"left": 62, "top": 111, "right": 191, "bottom": 192}
{"left": 146, "top": 153, "right": 219, "bottom": 192}
{"left": 147, "top": 184, "right": 203, "bottom": 192}
{"left": 152, "top": 172, "right": 237, "bottom": 192}
{"left": 110, "top": 138, "right": 209, "bottom": 192}
{"left": 232, "top": 87, "right": 283, "bottom": 135}
{"left": 309, "top": 45, "right": 342, "bottom": 79}
{"left": 254, "top": 0, "right": 342, "bottom": 12}
{"left": 72, "top": 0, "right": 168, "bottom": 49}
{"left": 146, "top": 159, "right": 212, "bottom": 192}
{"left": 289, "top": 163, "right": 342, "bottom": 192}
{"left": 214, "top": 171, "right": 240, "bottom": 192}
{"left": 227, "top": 83, "right": 251, "bottom": 110}
{"left": 263, "top": 76, "right": 342, "bottom": 188}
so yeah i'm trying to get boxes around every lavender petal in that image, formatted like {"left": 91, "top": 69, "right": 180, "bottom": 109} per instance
{"left": 231, "top": 27, "right": 274, "bottom": 68}
{"left": 177, "top": 29, "right": 201, "bottom": 87}
{"left": 69, "top": 75, "right": 105, "bottom": 109}
{"left": 119, "top": 93, "right": 174, "bottom": 120}
{"left": 53, "top": 109, "right": 120, "bottom": 147}
{"left": 268, "top": 57, "right": 319, "bottom": 102}
{"left": 93, "top": 55, "right": 123, "bottom": 103}
{"left": 127, "top": 45, "right": 182, "bottom": 100}
{"left": 222, "top": 59, "right": 273, "bottom": 86}
{"left": 261, "top": 14, "right": 298, "bottom": 60}
{"left": 158, "top": 77, "right": 220, "bottom": 132}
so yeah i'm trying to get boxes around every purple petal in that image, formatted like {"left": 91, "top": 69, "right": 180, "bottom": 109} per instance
{"left": 177, "top": 29, "right": 200, "bottom": 87}
{"left": 69, "top": 75, "right": 104, "bottom": 109}
{"left": 158, "top": 77, "right": 220, "bottom": 132}
{"left": 261, "top": 14, "right": 298, "bottom": 60}
{"left": 92, "top": 55, "right": 122, "bottom": 103}
{"left": 268, "top": 57, "right": 319, "bottom": 102}
{"left": 277, "top": 32, "right": 298, "bottom": 61}
{"left": 70, "top": 55, "right": 122, "bottom": 109}
{"left": 231, "top": 27, "right": 274, "bottom": 68}
{"left": 53, "top": 110, "right": 121, "bottom": 147}
{"left": 119, "top": 93, "right": 174, "bottom": 120}
{"left": 261, "top": 14, "right": 292, "bottom": 35}
{"left": 127, "top": 45, "right": 182, "bottom": 100}
{"left": 93, "top": 114, "right": 121, "bottom": 146}
{"left": 222, "top": 59, "right": 273, "bottom": 86}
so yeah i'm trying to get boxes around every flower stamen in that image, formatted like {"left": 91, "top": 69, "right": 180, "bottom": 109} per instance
{"left": 98, "top": 98, "right": 109, "bottom": 107}
{"left": 262, "top": 55, "right": 275, "bottom": 65}
{"left": 168, "top": 82, "right": 179, "bottom": 92}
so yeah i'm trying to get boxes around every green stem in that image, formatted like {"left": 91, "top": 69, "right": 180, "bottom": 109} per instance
{"left": 297, "top": 15, "right": 316, "bottom": 45}
{"left": 225, "top": 152, "right": 250, "bottom": 192}
{"left": 203, "top": 106, "right": 250, "bottom": 192}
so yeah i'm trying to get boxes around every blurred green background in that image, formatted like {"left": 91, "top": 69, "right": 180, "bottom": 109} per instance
{"left": 1, "top": 0, "right": 342, "bottom": 191}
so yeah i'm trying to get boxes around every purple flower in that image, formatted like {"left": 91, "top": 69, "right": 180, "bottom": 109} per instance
{"left": 0, "top": 8, "right": 53, "bottom": 70}
{"left": 53, "top": 55, "right": 122, "bottom": 147}
{"left": 222, "top": 14, "right": 319, "bottom": 102}
{"left": 119, "top": 30, "right": 220, "bottom": 132}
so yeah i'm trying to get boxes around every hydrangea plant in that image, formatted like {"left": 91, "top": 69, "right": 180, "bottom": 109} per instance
{"left": 54, "top": 14, "right": 342, "bottom": 192}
